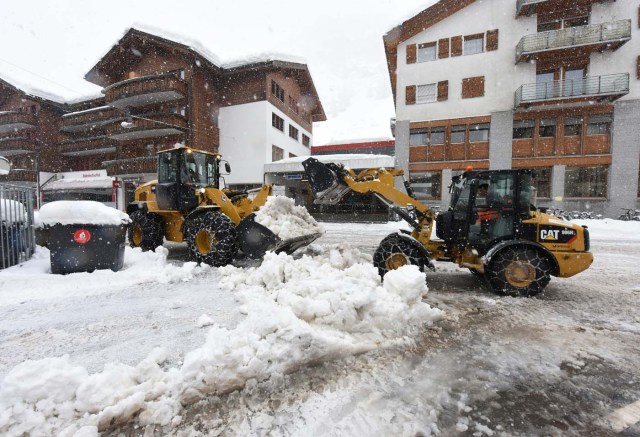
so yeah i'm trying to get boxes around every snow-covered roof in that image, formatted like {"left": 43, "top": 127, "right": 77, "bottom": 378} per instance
{"left": 316, "top": 137, "right": 394, "bottom": 147}
{"left": 264, "top": 154, "right": 396, "bottom": 173}
{"left": 41, "top": 176, "right": 114, "bottom": 191}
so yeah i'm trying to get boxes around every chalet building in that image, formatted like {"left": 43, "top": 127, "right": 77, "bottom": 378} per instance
{"left": 0, "top": 28, "right": 325, "bottom": 201}
{"left": 384, "top": 0, "right": 640, "bottom": 216}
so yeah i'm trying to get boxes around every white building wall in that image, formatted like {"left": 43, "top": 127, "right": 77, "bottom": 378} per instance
{"left": 396, "top": 0, "right": 536, "bottom": 122}
{"left": 219, "top": 101, "right": 312, "bottom": 185}
{"left": 590, "top": 0, "right": 640, "bottom": 100}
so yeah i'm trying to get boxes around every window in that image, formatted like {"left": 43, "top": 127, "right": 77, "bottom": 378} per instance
{"left": 411, "top": 172, "right": 441, "bottom": 200}
{"left": 417, "top": 43, "right": 437, "bottom": 62}
{"left": 272, "top": 145, "right": 284, "bottom": 162}
{"left": 513, "top": 120, "right": 534, "bottom": 139}
{"left": 464, "top": 34, "right": 484, "bottom": 55}
{"left": 430, "top": 127, "right": 445, "bottom": 145}
{"left": 302, "top": 134, "right": 310, "bottom": 147}
{"left": 564, "top": 166, "right": 608, "bottom": 198}
{"left": 587, "top": 114, "right": 612, "bottom": 135}
{"left": 289, "top": 152, "right": 297, "bottom": 158}
{"left": 288, "top": 96, "right": 299, "bottom": 114}
{"left": 532, "top": 167, "right": 552, "bottom": 198}
{"left": 410, "top": 128, "right": 428, "bottom": 146}
{"left": 539, "top": 118, "right": 556, "bottom": 138}
{"left": 289, "top": 125, "right": 299, "bottom": 141}
{"left": 564, "top": 117, "right": 582, "bottom": 136}
{"left": 451, "top": 125, "right": 466, "bottom": 143}
{"left": 469, "top": 123, "right": 490, "bottom": 142}
{"left": 271, "top": 80, "right": 285, "bottom": 102}
{"left": 272, "top": 113, "right": 284, "bottom": 131}
{"left": 416, "top": 84, "right": 437, "bottom": 104}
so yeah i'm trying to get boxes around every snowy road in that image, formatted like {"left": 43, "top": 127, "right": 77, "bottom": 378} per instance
{"left": 1, "top": 220, "right": 639, "bottom": 435}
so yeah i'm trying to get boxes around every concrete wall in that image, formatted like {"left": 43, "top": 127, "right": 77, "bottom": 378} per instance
{"left": 489, "top": 110, "right": 513, "bottom": 170}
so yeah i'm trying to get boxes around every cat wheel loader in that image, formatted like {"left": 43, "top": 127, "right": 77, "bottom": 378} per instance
{"left": 302, "top": 158, "right": 593, "bottom": 297}
{"left": 126, "top": 146, "right": 320, "bottom": 266}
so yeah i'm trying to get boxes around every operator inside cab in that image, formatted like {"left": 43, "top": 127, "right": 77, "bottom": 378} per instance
{"left": 470, "top": 179, "right": 515, "bottom": 244}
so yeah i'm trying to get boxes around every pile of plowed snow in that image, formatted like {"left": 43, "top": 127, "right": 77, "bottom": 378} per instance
{"left": 254, "top": 195, "right": 324, "bottom": 240}
{"left": 0, "top": 245, "right": 442, "bottom": 435}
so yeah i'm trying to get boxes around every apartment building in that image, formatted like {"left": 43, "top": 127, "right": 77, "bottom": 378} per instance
{"left": 384, "top": 0, "right": 640, "bottom": 216}
{"left": 0, "top": 28, "right": 325, "bottom": 198}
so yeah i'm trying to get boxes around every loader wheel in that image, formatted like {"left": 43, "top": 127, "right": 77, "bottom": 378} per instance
{"left": 128, "top": 211, "right": 164, "bottom": 251}
{"left": 185, "top": 211, "right": 238, "bottom": 266}
{"left": 485, "top": 247, "right": 551, "bottom": 297}
{"left": 373, "top": 233, "right": 426, "bottom": 279}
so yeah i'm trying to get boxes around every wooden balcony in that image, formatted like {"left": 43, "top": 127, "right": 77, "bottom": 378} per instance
{"left": 515, "top": 20, "right": 631, "bottom": 63}
{"left": 58, "top": 136, "right": 117, "bottom": 157}
{"left": 103, "top": 156, "right": 157, "bottom": 176}
{"left": 0, "top": 138, "right": 36, "bottom": 156}
{"left": 106, "top": 113, "right": 188, "bottom": 141}
{"left": 61, "top": 106, "right": 121, "bottom": 133}
{"left": 515, "top": 73, "right": 629, "bottom": 108}
{"left": 0, "top": 111, "right": 37, "bottom": 135}
{"left": 104, "top": 74, "right": 188, "bottom": 109}
{"left": 0, "top": 170, "right": 37, "bottom": 183}
{"left": 516, "top": 0, "right": 614, "bottom": 17}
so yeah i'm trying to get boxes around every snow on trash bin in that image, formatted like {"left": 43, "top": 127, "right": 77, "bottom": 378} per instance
{"left": 39, "top": 201, "right": 131, "bottom": 274}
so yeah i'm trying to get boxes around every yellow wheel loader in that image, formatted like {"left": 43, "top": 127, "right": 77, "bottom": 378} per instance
{"left": 302, "top": 158, "right": 593, "bottom": 297}
{"left": 127, "top": 146, "right": 320, "bottom": 266}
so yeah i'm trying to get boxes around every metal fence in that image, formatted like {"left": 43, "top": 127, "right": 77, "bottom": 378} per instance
{"left": 0, "top": 184, "right": 36, "bottom": 269}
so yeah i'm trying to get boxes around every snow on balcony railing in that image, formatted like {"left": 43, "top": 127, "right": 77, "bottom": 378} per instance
{"left": 516, "top": 19, "right": 631, "bottom": 61}
{"left": 515, "top": 73, "right": 629, "bottom": 107}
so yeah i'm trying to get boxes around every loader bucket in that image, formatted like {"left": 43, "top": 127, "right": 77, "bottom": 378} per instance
{"left": 302, "top": 158, "right": 352, "bottom": 205}
{"left": 237, "top": 214, "right": 322, "bottom": 259}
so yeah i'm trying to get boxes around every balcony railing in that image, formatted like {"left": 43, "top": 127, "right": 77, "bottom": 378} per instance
{"left": 58, "top": 136, "right": 117, "bottom": 157}
{"left": 106, "top": 113, "right": 188, "bottom": 141}
{"left": 104, "top": 73, "right": 188, "bottom": 109}
{"left": 0, "top": 138, "right": 36, "bottom": 156}
{"left": 516, "top": 0, "right": 614, "bottom": 17}
{"left": 0, "top": 111, "right": 37, "bottom": 135}
{"left": 103, "top": 156, "right": 157, "bottom": 176}
{"left": 0, "top": 170, "right": 37, "bottom": 183}
{"left": 516, "top": 20, "right": 631, "bottom": 62}
{"left": 61, "top": 106, "right": 121, "bottom": 133}
{"left": 515, "top": 73, "right": 629, "bottom": 107}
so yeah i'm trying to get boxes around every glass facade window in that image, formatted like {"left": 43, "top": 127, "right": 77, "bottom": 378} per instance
{"left": 410, "top": 128, "right": 428, "bottom": 146}
{"left": 272, "top": 113, "right": 284, "bottom": 131}
{"left": 564, "top": 117, "right": 582, "bottom": 136}
{"left": 411, "top": 171, "right": 441, "bottom": 200}
{"left": 451, "top": 125, "right": 466, "bottom": 143}
{"left": 564, "top": 166, "right": 608, "bottom": 198}
{"left": 430, "top": 127, "right": 445, "bottom": 145}
{"left": 532, "top": 167, "right": 552, "bottom": 198}
{"left": 513, "top": 120, "right": 534, "bottom": 139}
{"left": 587, "top": 114, "right": 612, "bottom": 135}
{"left": 469, "top": 123, "right": 490, "bottom": 142}
{"left": 272, "top": 145, "right": 284, "bottom": 162}
{"left": 539, "top": 118, "right": 556, "bottom": 138}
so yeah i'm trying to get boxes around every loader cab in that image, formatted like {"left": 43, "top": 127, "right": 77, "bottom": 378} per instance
{"left": 438, "top": 170, "right": 534, "bottom": 252}
{"left": 155, "top": 147, "right": 221, "bottom": 211}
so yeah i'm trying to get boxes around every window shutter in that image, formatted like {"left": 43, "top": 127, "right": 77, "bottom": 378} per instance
{"left": 406, "top": 85, "right": 416, "bottom": 105}
{"left": 437, "top": 81, "right": 449, "bottom": 101}
{"left": 451, "top": 36, "right": 463, "bottom": 57}
{"left": 486, "top": 29, "right": 499, "bottom": 51}
{"left": 406, "top": 44, "right": 417, "bottom": 64}
{"left": 438, "top": 38, "right": 449, "bottom": 59}
{"left": 462, "top": 76, "right": 485, "bottom": 99}
{"left": 637, "top": 56, "right": 640, "bottom": 79}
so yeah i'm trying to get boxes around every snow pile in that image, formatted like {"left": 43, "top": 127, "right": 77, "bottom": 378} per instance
{"left": 38, "top": 201, "right": 130, "bottom": 226}
{"left": 0, "top": 199, "right": 27, "bottom": 225}
{"left": 0, "top": 245, "right": 442, "bottom": 435}
{"left": 255, "top": 195, "right": 324, "bottom": 240}
{"left": 0, "top": 246, "right": 211, "bottom": 306}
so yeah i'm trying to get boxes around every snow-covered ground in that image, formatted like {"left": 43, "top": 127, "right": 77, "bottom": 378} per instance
{"left": 0, "top": 219, "right": 639, "bottom": 435}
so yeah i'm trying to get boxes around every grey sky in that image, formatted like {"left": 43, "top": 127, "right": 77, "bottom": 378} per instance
{"left": 0, "top": 0, "right": 435, "bottom": 145}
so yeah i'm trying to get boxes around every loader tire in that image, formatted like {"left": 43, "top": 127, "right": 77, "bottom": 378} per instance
{"left": 185, "top": 211, "right": 238, "bottom": 266}
{"left": 373, "top": 233, "right": 426, "bottom": 279}
{"left": 128, "top": 211, "right": 164, "bottom": 251}
{"left": 485, "top": 247, "right": 551, "bottom": 297}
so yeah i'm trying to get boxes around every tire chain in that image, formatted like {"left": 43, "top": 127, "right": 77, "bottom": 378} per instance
{"left": 373, "top": 233, "right": 425, "bottom": 278}
{"left": 486, "top": 247, "right": 551, "bottom": 297}
{"left": 185, "top": 211, "right": 238, "bottom": 266}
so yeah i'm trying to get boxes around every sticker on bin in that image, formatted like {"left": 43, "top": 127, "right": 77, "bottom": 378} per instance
{"left": 73, "top": 229, "right": 91, "bottom": 244}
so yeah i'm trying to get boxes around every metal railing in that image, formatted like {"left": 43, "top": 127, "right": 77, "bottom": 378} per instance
{"left": 515, "top": 73, "right": 629, "bottom": 107}
{"left": 0, "top": 184, "right": 36, "bottom": 269}
{"left": 103, "top": 155, "right": 157, "bottom": 175}
{"left": 516, "top": 19, "right": 631, "bottom": 61}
